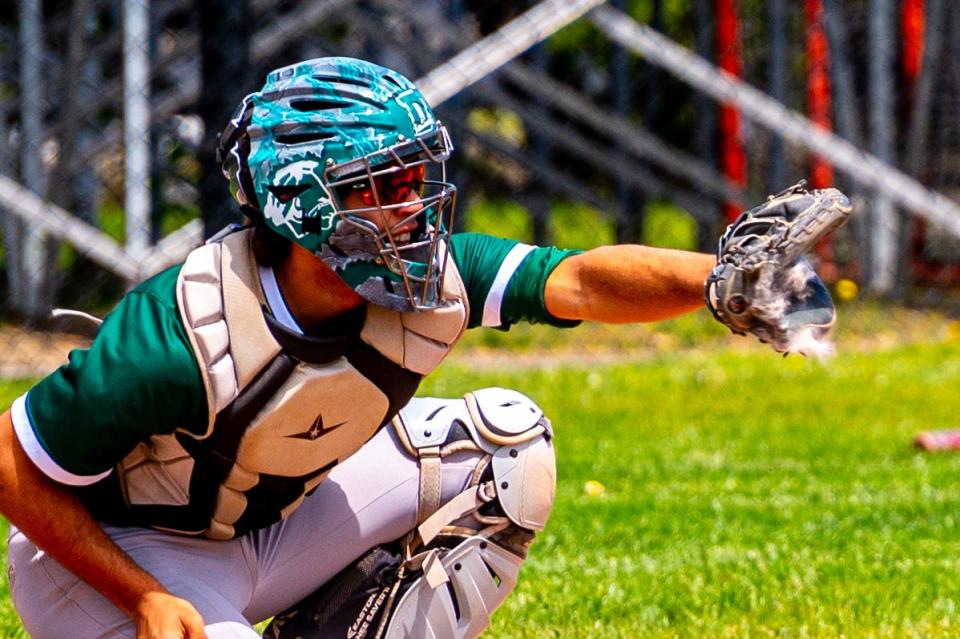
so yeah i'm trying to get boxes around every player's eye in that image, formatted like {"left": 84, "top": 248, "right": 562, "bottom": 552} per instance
{"left": 268, "top": 184, "right": 310, "bottom": 203}
{"left": 349, "top": 181, "right": 375, "bottom": 206}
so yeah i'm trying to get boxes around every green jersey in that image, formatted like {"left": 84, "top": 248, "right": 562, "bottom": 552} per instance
{"left": 12, "top": 233, "right": 580, "bottom": 486}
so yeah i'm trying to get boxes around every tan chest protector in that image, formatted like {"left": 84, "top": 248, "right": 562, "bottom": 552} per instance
{"left": 113, "top": 229, "right": 468, "bottom": 539}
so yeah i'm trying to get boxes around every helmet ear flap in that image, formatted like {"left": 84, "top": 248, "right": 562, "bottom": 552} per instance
{"left": 217, "top": 95, "right": 258, "bottom": 210}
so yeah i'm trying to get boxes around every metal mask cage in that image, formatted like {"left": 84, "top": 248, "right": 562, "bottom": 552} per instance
{"left": 367, "top": 185, "right": 457, "bottom": 310}
{"left": 323, "top": 125, "right": 457, "bottom": 310}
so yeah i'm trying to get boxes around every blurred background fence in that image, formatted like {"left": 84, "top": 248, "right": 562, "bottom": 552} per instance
{"left": 1, "top": 0, "right": 959, "bottom": 374}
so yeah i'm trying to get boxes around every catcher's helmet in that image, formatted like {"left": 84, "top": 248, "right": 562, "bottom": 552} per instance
{"left": 217, "top": 57, "right": 456, "bottom": 312}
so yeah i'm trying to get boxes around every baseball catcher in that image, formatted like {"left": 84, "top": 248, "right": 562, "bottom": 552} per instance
{"left": 0, "top": 57, "right": 850, "bottom": 639}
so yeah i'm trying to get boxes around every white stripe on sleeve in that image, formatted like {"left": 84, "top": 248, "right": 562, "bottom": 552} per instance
{"left": 482, "top": 243, "right": 536, "bottom": 327}
{"left": 10, "top": 394, "right": 112, "bottom": 486}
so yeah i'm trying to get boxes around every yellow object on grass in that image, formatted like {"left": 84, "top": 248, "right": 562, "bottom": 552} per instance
{"left": 584, "top": 480, "right": 607, "bottom": 497}
{"left": 835, "top": 278, "right": 858, "bottom": 301}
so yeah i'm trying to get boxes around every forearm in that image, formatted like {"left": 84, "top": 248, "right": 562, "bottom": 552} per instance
{"left": 0, "top": 410, "right": 167, "bottom": 618}
{"left": 544, "top": 245, "right": 716, "bottom": 323}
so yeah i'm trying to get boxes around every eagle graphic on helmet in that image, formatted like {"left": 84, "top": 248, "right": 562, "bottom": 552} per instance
{"left": 217, "top": 57, "right": 456, "bottom": 312}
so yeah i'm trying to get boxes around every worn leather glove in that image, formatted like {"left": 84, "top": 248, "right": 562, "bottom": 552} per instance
{"left": 705, "top": 181, "right": 852, "bottom": 353}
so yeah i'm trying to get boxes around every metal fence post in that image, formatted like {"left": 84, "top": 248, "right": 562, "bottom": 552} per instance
{"left": 530, "top": 42, "right": 551, "bottom": 246}
{"left": 18, "top": 0, "right": 48, "bottom": 318}
{"left": 867, "top": 0, "right": 898, "bottom": 294}
{"left": 822, "top": 0, "right": 861, "bottom": 148}
{"left": 196, "top": 0, "right": 250, "bottom": 239}
{"left": 0, "top": 78, "right": 23, "bottom": 311}
{"left": 612, "top": 0, "right": 644, "bottom": 245}
{"left": 443, "top": 0, "right": 469, "bottom": 234}
{"left": 904, "top": 0, "right": 946, "bottom": 178}
{"left": 694, "top": 0, "right": 718, "bottom": 250}
{"left": 123, "top": 0, "right": 152, "bottom": 273}
{"left": 766, "top": 0, "right": 787, "bottom": 191}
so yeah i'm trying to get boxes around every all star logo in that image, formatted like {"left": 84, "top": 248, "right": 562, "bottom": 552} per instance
{"left": 285, "top": 413, "right": 345, "bottom": 441}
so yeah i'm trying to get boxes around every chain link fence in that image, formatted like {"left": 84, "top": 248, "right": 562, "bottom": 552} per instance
{"left": 1, "top": 0, "right": 959, "bottom": 378}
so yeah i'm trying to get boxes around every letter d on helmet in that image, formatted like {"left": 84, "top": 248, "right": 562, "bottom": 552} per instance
{"left": 217, "top": 57, "right": 456, "bottom": 312}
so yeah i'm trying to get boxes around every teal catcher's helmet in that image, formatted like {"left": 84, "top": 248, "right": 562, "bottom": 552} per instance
{"left": 217, "top": 57, "right": 456, "bottom": 312}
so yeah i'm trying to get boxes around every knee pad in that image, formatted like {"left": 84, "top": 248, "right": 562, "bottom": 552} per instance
{"left": 392, "top": 387, "right": 556, "bottom": 538}
{"left": 382, "top": 387, "right": 556, "bottom": 638}
{"left": 265, "top": 388, "right": 556, "bottom": 639}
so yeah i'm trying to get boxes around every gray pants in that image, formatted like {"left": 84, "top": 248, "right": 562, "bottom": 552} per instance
{"left": 9, "top": 424, "right": 482, "bottom": 638}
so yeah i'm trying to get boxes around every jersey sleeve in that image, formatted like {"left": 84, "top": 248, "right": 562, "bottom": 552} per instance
{"left": 10, "top": 266, "right": 207, "bottom": 485}
{"left": 449, "top": 232, "right": 583, "bottom": 330}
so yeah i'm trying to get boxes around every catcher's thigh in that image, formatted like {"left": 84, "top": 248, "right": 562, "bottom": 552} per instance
{"left": 265, "top": 387, "right": 557, "bottom": 639}
{"left": 8, "top": 524, "right": 259, "bottom": 638}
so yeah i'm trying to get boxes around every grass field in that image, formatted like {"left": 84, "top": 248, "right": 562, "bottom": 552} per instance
{"left": 1, "top": 327, "right": 960, "bottom": 637}
{"left": 427, "top": 339, "right": 960, "bottom": 638}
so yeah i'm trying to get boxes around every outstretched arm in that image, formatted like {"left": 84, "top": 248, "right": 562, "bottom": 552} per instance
{"left": 0, "top": 410, "right": 208, "bottom": 639}
{"left": 543, "top": 245, "right": 715, "bottom": 324}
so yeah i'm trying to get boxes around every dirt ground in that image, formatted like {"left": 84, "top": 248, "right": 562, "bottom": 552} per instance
{"left": 2, "top": 301, "right": 956, "bottom": 379}
{"left": 0, "top": 327, "right": 90, "bottom": 379}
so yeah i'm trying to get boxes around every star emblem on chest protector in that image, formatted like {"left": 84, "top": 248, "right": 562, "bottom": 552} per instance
{"left": 286, "top": 413, "right": 346, "bottom": 441}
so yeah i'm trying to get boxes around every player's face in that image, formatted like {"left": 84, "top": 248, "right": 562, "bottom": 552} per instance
{"left": 338, "top": 165, "right": 426, "bottom": 238}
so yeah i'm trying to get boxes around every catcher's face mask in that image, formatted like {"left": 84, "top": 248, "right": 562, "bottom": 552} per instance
{"left": 217, "top": 56, "right": 457, "bottom": 312}
{"left": 321, "top": 131, "right": 456, "bottom": 311}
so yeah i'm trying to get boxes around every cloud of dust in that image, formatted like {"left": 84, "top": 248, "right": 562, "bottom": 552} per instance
{"left": 750, "top": 260, "right": 835, "bottom": 359}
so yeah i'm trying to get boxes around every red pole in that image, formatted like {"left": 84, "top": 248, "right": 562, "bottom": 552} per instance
{"left": 803, "top": 0, "right": 842, "bottom": 279}
{"left": 716, "top": 0, "right": 747, "bottom": 222}
{"left": 900, "top": 0, "right": 941, "bottom": 283}
{"left": 902, "top": 0, "right": 925, "bottom": 83}
{"left": 805, "top": 0, "right": 834, "bottom": 189}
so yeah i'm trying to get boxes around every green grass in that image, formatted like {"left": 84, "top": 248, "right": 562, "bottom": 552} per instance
{"left": 2, "top": 342, "right": 960, "bottom": 637}
{"left": 426, "top": 340, "right": 960, "bottom": 638}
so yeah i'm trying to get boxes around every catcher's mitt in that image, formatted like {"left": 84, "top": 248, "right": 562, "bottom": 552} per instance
{"left": 705, "top": 181, "right": 852, "bottom": 354}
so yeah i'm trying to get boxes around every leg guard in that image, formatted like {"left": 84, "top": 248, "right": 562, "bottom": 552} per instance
{"left": 382, "top": 388, "right": 556, "bottom": 639}
{"left": 265, "top": 388, "right": 556, "bottom": 639}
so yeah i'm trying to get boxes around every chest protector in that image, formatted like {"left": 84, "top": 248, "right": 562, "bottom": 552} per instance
{"left": 88, "top": 229, "right": 468, "bottom": 540}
